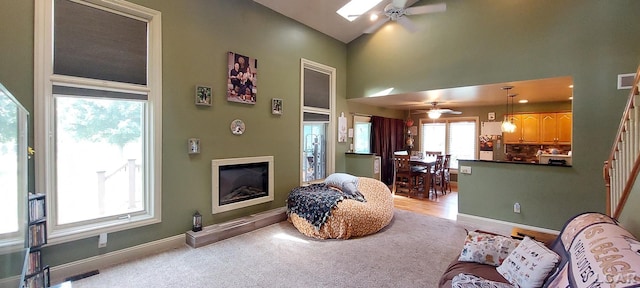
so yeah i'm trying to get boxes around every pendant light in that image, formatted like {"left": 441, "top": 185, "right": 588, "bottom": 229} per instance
{"left": 501, "top": 86, "right": 516, "bottom": 133}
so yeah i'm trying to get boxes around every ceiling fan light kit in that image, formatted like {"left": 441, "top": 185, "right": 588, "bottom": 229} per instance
{"left": 416, "top": 101, "right": 461, "bottom": 119}
{"left": 363, "top": 1, "right": 446, "bottom": 34}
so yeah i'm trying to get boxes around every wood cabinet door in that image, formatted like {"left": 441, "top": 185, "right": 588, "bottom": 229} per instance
{"left": 540, "top": 113, "right": 558, "bottom": 144}
{"left": 556, "top": 112, "right": 572, "bottom": 144}
{"left": 503, "top": 114, "right": 522, "bottom": 143}
{"left": 521, "top": 114, "right": 540, "bottom": 143}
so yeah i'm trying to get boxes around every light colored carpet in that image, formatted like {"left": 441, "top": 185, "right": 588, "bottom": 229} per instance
{"left": 73, "top": 209, "right": 481, "bottom": 288}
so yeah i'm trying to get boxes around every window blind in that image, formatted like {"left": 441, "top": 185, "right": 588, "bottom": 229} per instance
{"left": 54, "top": 0, "right": 148, "bottom": 85}
{"left": 303, "top": 68, "right": 330, "bottom": 109}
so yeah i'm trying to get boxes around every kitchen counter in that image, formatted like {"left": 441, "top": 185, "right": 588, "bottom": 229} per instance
{"left": 462, "top": 159, "right": 572, "bottom": 167}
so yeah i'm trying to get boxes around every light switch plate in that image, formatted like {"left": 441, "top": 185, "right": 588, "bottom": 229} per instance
{"left": 460, "top": 166, "right": 472, "bottom": 174}
{"left": 98, "top": 233, "right": 108, "bottom": 248}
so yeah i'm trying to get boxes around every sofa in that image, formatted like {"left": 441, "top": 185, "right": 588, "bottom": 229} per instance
{"left": 439, "top": 212, "right": 640, "bottom": 288}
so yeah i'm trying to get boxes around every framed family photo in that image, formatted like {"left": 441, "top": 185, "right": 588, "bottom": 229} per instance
{"left": 195, "top": 85, "right": 212, "bottom": 106}
{"left": 227, "top": 51, "right": 258, "bottom": 105}
{"left": 271, "top": 98, "right": 283, "bottom": 115}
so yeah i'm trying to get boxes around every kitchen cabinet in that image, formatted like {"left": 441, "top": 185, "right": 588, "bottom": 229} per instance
{"left": 504, "top": 114, "right": 540, "bottom": 144}
{"left": 540, "top": 112, "right": 572, "bottom": 144}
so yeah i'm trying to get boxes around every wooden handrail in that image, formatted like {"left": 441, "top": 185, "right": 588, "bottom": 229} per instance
{"left": 604, "top": 64, "right": 640, "bottom": 218}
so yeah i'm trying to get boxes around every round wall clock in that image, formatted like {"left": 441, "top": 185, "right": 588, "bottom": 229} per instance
{"left": 230, "top": 119, "right": 245, "bottom": 135}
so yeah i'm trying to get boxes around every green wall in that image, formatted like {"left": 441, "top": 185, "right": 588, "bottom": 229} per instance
{"left": 347, "top": 0, "right": 640, "bottom": 230}
{"left": 0, "top": 0, "right": 359, "bottom": 269}
{"left": 3, "top": 0, "right": 640, "bottom": 272}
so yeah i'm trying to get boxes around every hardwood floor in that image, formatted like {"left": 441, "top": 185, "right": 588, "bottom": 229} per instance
{"left": 392, "top": 184, "right": 458, "bottom": 220}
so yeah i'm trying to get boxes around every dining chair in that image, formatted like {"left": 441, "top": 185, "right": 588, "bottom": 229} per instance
{"left": 429, "top": 155, "right": 444, "bottom": 197}
{"left": 392, "top": 154, "right": 421, "bottom": 197}
{"left": 424, "top": 151, "right": 442, "bottom": 157}
{"left": 442, "top": 154, "right": 452, "bottom": 194}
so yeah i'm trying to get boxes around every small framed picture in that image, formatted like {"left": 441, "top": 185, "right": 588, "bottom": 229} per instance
{"left": 188, "top": 138, "right": 200, "bottom": 154}
{"left": 195, "top": 85, "right": 212, "bottom": 106}
{"left": 272, "top": 98, "right": 283, "bottom": 115}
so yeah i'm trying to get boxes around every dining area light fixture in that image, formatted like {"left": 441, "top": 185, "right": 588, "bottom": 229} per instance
{"left": 501, "top": 86, "right": 517, "bottom": 133}
{"left": 428, "top": 110, "right": 442, "bottom": 119}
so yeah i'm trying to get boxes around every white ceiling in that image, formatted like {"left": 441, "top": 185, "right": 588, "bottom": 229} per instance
{"left": 253, "top": 0, "right": 419, "bottom": 44}
{"left": 253, "top": 0, "right": 574, "bottom": 110}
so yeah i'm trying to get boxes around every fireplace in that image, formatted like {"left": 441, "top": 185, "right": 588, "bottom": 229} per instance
{"left": 211, "top": 156, "right": 274, "bottom": 214}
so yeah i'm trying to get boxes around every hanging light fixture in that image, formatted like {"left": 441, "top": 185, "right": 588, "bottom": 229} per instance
{"left": 428, "top": 110, "right": 442, "bottom": 119}
{"left": 501, "top": 86, "right": 516, "bottom": 133}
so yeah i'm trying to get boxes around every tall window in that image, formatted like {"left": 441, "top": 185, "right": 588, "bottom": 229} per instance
{"left": 421, "top": 118, "right": 478, "bottom": 169}
{"left": 0, "top": 85, "right": 28, "bottom": 248}
{"left": 353, "top": 115, "right": 371, "bottom": 153}
{"left": 301, "top": 59, "right": 335, "bottom": 184}
{"left": 35, "top": 0, "right": 162, "bottom": 243}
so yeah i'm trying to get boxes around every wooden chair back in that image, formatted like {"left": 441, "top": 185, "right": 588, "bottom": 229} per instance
{"left": 425, "top": 151, "right": 442, "bottom": 157}
{"left": 393, "top": 154, "right": 412, "bottom": 174}
{"left": 443, "top": 154, "right": 451, "bottom": 170}
{"left": 433, "top": 155, "right": 444, "bottom": 173}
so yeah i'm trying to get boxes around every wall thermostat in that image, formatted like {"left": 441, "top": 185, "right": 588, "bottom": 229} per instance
{"left": 488, "top": 112, "right": 496, "bottom": 120}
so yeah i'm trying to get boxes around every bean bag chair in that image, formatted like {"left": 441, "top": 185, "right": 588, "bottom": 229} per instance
{"left": 287, "top": 175, "right": 394, "bottom": 239}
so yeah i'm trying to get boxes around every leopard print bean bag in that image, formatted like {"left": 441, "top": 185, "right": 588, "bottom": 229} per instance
{"left": 288, "top": 177, "right": 394, "bottom": 239}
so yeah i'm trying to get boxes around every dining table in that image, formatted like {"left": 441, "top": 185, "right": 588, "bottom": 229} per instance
{"left": 408, "top": 156, "right": 438, "bottom": 193}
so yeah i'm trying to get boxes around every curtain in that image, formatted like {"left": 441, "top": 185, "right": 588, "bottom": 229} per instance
{"left": 371, "top": 116, "right": 406, "bottom": 185}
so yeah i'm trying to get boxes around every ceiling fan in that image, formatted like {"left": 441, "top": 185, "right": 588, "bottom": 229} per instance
{"left": 413, "top": 102, "right": 462, "bottom": 119}
{"left": 364, "top": 0, "right": 446, "bottom": 34}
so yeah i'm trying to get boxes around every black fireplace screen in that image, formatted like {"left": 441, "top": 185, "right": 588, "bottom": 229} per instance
{"left": 218, "top": 162, "right": 269, "bottom": 206}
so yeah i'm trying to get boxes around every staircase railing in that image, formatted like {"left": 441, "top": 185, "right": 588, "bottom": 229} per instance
{"left": 604, "top": 66, "right": 640, "bottom": 219}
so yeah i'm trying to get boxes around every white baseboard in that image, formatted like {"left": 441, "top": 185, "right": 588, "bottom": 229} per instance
{"left": 49, "top": 234, "right": 187, "bottom": 285}
{"left": 0, "top": 275, "right": 20, "bottom": 288}
{"left": 457, "top": 213, "right": 560, "bottom": 236}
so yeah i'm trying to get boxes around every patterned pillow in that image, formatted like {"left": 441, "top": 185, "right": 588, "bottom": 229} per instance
{"left": 496, "top": 237, "right": 560, "bottom": 288}
{"left": 458, "top": 231, "right": 520, "bottom": 266}
{"left": 452, "top": 273, "right": 515, "bottom": 288}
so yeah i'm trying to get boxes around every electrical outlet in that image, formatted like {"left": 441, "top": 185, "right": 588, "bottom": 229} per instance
{"left": 460, "top": 166, "right": 472, "bottom": 174}
{"left": 98, "top": 233, "right": 108, "bottom": 248}
{"left": 514, "top": 202, "right": 521, "bottom": 213}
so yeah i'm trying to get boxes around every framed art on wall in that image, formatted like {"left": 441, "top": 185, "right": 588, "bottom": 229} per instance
{"left": 195, "top": 85, "right": 212, "bottom": 106}
{"left": 227, "top": 51, "right": 258, "bottom": 105}
{"left": 272, "top": 98, "right": 283, "bottom": 115}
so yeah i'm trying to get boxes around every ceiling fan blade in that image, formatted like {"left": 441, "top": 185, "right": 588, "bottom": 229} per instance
{"left": 364, "top": 17, "right": 389, "bottom": 34}
{"left": 404, "top": 3, "right": 446, "bottom": 15}
{"left": 445, "top": 111, "right": 462, "bottom": 115}
{"left": 392, "top": 0, "right": 408, "bottom": 9}
{"left": 396, "top": 16, "right": 417, "bottom": 33}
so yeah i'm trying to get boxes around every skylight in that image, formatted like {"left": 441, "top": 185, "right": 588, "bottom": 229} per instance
{"left": 337, "top": 0, "right": 383, "bottom": 22}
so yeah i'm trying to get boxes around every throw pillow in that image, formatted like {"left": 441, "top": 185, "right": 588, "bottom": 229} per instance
{"left": 341, "top": 182, "right": 366, "bottom": 202}
{"left": 458, "top": 231, "right": 520, "bottom": 266}
{"left": 324, "top": 173, "right": 365, "bottom": 202}
{"left": 452, "top": 273, "right": 515, "bottom": 288}
{"left": 324, "top": 173, "right": 358, "bottom": 188}
{"left": 496, "top": 236, "right": 560, "bottom": 288}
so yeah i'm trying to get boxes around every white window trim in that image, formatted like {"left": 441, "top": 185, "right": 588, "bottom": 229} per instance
{"left": 300, "top": 58, "right": 336, "bottom": 185}
{"left": 34, "top": 0, "right": 162, "bottom": 244}
{"left": 419, "top": 116, "right": 479, "bottom": 171}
